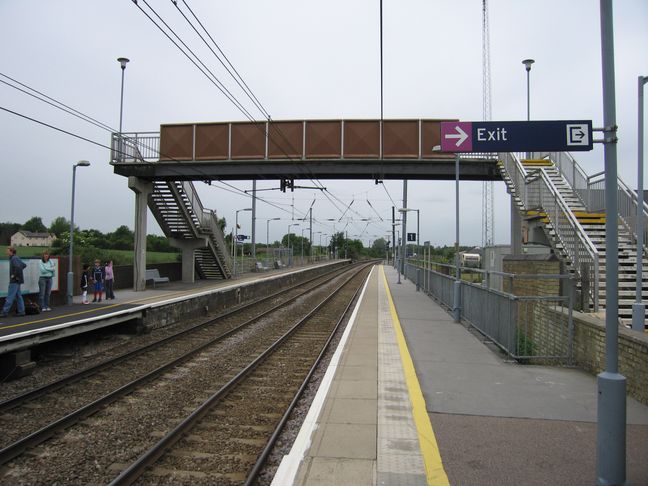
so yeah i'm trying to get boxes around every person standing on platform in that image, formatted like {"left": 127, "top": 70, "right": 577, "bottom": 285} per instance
{"left": 91, "top": 259, "right": 105, "bottom": 303}
{"left": 104, "top": 260, "right": 115, "bottom": 300}
{"left": 1, "top": 247, "right": 27, "bottom": 317}
{"left": 80, "top": 263, "right": 90, "bottom": 304}
{"left": 38, "top": 251, "right": 55, "bottom": 311}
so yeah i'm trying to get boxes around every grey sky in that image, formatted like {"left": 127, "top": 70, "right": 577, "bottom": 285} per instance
{"left": 1, "top": 0, "right": 646, "bottom": 248}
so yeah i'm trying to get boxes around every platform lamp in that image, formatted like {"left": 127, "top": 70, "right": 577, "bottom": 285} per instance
{"left": 266, "top": 217, "right": 281, "bottom": 262}
{"left": 287, "top": 223, "right": 300, "bottom": 266}
{"left": 522, "top": 58, "right": 535, "bottom": 160}
{"left": 117, "top": 57, "right": 129, "bottom": 162}
{"left": 234, "top": 208, "right": 252, "bottom": 277}
{"left": 67, "top": 160, "right": 91, "bottom": 305}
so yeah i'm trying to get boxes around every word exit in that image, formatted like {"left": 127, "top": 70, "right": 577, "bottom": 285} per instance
{"left": 440, "top": 120, "right": 593, "bottom": 153}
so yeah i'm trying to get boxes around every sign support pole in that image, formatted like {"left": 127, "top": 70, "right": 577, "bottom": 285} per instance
{"left": 596, "top": 2, "right": 626, "bottom": 484}
{"left": 453, "top": 153, "right": 461, "bottom": 323}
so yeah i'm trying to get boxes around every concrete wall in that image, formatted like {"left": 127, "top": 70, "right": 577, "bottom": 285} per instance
{"left": 140, "top": 261, "right": 349, "bottom": 332}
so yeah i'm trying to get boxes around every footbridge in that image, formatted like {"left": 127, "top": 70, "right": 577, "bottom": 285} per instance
{"left": 110, "top": 118, "right": 647, "bottom": 328}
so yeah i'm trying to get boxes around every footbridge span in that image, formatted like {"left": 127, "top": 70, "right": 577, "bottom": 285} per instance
{"left": 110, "top": 118, "right": 648, "bottom": 328}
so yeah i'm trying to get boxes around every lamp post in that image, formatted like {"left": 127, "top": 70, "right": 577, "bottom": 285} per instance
{"left": 301, "top": 227, "right": 310, "bottom": 263}
{"left": 287, "top": 223, "right": 299, "bottom": 266}
{"left": 391, "top": 222, "right": 402, "bottom": 282}
{"left": 234, "top": 208, "right": 252, "bottom": 276}
{"left": 523, "top": 59, "right": 535, "bottom": 162}
{"left": 314, "top": 231, "right": 322, "bottom": 260}
{"left": 522, "top": 59, "right": 535, "bottom": 122}
{"left": 399, "top": 208, "right": 420, "bottom": 257}
{"left": 325, "top": 218, "right": 337, "bottom": 258}
{"left": 67, "top": 160, "right": 90, "bottom": 305}
{"left": 633, "top": 75, "right": 648, "bottom": 332}
{"left": 266, "top": 217, "right": 280, "bottom": 263}
{"left": 117, "top": 57, "right": 129, "bottom": 162}
{"left": 322, "top": 234, "right": 329, "bottom": 259}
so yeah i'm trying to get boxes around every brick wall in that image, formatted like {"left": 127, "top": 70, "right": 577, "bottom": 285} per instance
{"left": 569, "top": 310, "right": 648, "bottom": 406}
{"left": 500, "top": 255, "right": 648, "bottom": 405}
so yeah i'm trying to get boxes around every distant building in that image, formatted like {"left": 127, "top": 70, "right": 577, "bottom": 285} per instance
{"left": 10, "top": 231, "right": 55, "bottom": 247}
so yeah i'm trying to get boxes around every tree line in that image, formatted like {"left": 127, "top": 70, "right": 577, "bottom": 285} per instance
{"left": 1, "top": 217, "right": 178, "bottom": 265}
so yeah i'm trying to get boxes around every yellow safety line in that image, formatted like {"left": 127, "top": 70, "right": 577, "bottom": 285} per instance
{"left": 380, "top": 266, "right": 450, "bottom": 486}
{"left": 0, "top": 285, "right": 223, "bottom": 332}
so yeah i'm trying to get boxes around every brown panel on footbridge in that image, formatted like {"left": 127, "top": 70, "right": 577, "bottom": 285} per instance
{"left": 159, "top": 119, "right": 455, "bottom": 161}
{"left": 114, "top": 119, "right": 499, "bottom": 182}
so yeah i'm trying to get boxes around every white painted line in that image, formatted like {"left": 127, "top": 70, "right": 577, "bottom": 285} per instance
{"left": 0, "top": 262, "right": 343, "bottom": 344}
{"left": 271, "top": 265, "right": 375, "bottom": 486}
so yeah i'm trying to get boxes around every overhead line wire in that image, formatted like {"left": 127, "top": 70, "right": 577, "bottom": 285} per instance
{"left": 134, "top": 0, "right": 257, "bottom": 121}
{"left": 172, "top": 0, "right": 271, "bottom": 120}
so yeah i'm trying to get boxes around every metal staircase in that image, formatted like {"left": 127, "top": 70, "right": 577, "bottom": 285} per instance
{"left": 499, "top": 152, "right": 648, "bottom": 327}
{"left": 149, "top": 181, "right": 232, "bottom": 279}
{"left": 112, "top": 132, "right": 232, "bottom": 280}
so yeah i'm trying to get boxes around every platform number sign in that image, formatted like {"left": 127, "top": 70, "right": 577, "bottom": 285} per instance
{"left": 407, "top": 233, "right": 416, "bottom": 242}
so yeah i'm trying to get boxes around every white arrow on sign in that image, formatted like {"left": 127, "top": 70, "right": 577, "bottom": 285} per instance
{"left": 444, "top": 125, "right": 468, "bottom": 147}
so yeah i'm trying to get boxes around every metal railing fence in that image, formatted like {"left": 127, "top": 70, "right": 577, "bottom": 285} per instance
{"left": 111, "top": 132, "right": 161, "bottom": 162}
{"left": 500, "top": 153, "right": 599, "bottom": 310}
{"left": 403, "top": 261, "right": 574, "bottom": 362}
{"left": 538, "top": 151, "right": 648, "bottom": 254}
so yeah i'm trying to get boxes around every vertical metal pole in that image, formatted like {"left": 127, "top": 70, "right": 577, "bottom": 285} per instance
{"left": 597, "top": 2, "right": 626, "bottom": 485}
{"left": 400, "top": 181, "right": 408, "bottom": 284}
{"left": 526, "top": 68, "right": 531, "bottom": 122}
{"left": 309, "top": 207, "right": 313, "bottom": 261}
{"left": 266, "top": 219, "right": 270, "bottom": 263}
{"left": 633, "top": 75, "right": 648, "bottom": 331}
{"left": 67, "top": 165, "right": 77, "bottom": 305}
{"left": 453, "top": 154, "right": 461, "bottom": 322}
{"left": 392, "top": 206, "right": 396, "bottom": 268}
{"left": 251, "top": 180, "right": 257, "bottom": 259}
{"left": 234, "top": 212, "right": 239, "bottom": 277}
{"left": 118, "top": 66, "right": 126, "bottom": 162}
{"left": 416, "top": 210, "right": 420, "bottom": 258}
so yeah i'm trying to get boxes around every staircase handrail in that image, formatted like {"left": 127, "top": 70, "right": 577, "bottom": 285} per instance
{"left": 500, "top": 153, "right": 599, "bottom": 310}
{"left": 617, "top": 177, "right": 648, "bottom": 254}
{"left": 178, "top": 181, "right": 232, "bottom": 269}
{"left": 542, "top": 151, "right": 648, "bottom": 254}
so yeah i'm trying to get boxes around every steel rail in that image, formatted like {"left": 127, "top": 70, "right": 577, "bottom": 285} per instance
{"left": 0, "top": 264, "right": 360, "bottom": 465}
{"left": 109, "top": 262, "right": 374, "bottom": 485}
{"left": 243, "top": 267, "right": 366, "bottom": 485}
{"left": 0, "top": 264, "right": 346, "bottom": 413}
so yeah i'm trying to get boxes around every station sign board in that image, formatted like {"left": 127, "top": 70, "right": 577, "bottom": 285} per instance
{"left": 440, "top": 120, "right": 593, "bottom": 153}
{"left": 407, "top": 233, "right": 417, "bottom": 242}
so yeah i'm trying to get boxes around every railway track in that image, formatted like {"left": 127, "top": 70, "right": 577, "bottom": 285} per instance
{"left": 0, "top": 262, "right": 374, "bottom": 485}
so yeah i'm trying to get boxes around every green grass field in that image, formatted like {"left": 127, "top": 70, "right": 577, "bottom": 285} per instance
{"left": 1, "top": 246, "right": 179, "bottom": 264}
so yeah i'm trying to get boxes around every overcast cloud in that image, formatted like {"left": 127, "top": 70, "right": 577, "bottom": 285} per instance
{"left": 1, "top": 0, "right": 646, "bottom": 247}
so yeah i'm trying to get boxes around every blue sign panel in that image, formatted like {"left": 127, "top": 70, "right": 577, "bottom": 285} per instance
{"left": 440, "top": 120, "right": 593, "bottom": 153}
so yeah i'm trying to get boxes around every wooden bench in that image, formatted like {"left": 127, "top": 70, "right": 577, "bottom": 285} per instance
{"left": 273, "top": 260, "right": 285, "bottom": 269}
{"left": 145, "top": 269, "right": 170, "bottom": 288}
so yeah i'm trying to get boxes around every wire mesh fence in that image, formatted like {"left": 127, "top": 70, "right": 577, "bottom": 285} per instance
{"left": 403, "top": 261, "right": 574, "bottom": 363}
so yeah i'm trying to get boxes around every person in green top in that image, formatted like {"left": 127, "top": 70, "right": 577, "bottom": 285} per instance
{"left": 38, "top": 251, "right": 56, "bottom": 311}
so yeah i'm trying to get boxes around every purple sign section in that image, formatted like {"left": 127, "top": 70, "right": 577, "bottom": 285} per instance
{"left": 440, "top": 122, "right": 473, "bottom": 152}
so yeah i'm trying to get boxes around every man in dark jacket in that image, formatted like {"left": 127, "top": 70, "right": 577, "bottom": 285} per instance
{"left": 1, "top": 246, "right": 27, "bottom": 317}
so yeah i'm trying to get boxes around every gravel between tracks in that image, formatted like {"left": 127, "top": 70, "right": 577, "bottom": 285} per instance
{"left": 1, "top": 267, "right": 366, "bottom": 485}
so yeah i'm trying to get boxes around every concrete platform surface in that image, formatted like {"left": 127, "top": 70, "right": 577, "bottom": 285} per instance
{"left": 273, "top": 264, "right": 648, "bottom": 486}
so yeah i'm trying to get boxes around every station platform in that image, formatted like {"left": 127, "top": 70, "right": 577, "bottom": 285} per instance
{"left": 273, "top": 265, "right": 648, "bottom": 486}
{"left": 0, "top": 261, "right": 338, "bottom": 355}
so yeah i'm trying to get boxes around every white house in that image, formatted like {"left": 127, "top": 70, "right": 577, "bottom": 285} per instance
{"left": 10, "top": 231, "right": 55, "bottom": 247}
